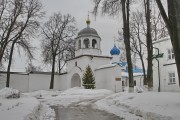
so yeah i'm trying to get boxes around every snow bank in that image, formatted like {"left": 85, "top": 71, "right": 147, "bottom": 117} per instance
{"left": 0, "top": 95, "right": 40, "bottom": 120}
{"left": 0, "top": 88, "right": 55, "bottom": 120}
{"left": 0, "top": 87, "right": 20, "bottom": 98}
{"left": 94, "top": 92, "right": 180, "bottom": 120}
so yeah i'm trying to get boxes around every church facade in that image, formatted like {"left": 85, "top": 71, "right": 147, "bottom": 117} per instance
{"left": 65, "top": 17, "right": 123, "bottom": 92}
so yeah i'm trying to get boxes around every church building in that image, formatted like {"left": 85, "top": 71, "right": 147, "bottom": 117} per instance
{"left": 65, "top": 16, "right": 123, "bottom": 92}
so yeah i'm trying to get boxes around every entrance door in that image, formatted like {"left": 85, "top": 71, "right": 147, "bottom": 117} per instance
{"left": 71, "top": 73, "right": 81, "bottom": 87}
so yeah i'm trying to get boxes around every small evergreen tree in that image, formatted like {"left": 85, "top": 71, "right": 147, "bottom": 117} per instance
{"left": 82, "top": 65, "right": 95, "bottom": 89}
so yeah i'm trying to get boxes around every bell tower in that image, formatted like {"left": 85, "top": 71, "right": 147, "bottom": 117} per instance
{"left": 75, "top": 16, "right": 101, "bottom": 57}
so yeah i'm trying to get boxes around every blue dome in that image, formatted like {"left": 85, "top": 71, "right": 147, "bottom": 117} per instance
{"left": 110, "top": 45, "right": 120, "bottom": 55}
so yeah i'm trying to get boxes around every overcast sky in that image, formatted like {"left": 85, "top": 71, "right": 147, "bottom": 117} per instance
{"left": 12, "top": 0, "right": 122, "bottom": 71}
{"left": 40, "top": 0, "right": 122, "bottom": 54}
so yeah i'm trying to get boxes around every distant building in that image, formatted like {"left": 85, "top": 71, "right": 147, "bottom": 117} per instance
{"left": 153, "top": 37, "right": 180, "bottom": 92}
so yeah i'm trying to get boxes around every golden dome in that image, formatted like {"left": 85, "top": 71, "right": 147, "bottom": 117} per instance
{"left": 86, "top": 14, "right": 90, "bottom": 25}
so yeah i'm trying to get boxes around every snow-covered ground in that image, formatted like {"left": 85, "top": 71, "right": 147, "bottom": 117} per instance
{"left": 0, "top": 88, "right": 55, "bottom": 120}
{"left": 25, "top": 87, "right": 180, "bottom": 120}
{"left": 1, "top": 87, "right": 180, "bottom": 120}
{"left": 94, "top": 92, "right": 180, "bottom": 120}
{"left": 25, "top": 87, "right": 113, "bottom": 107}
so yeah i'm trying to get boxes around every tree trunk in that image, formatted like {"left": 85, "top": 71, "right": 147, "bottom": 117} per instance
{"left": 139, "top": 53, "right": 147, "bottom": 85}
{"left": 121, "top": 0, "right": 134, "bottom": 92}
{"left": 168, "top": 0, "right": 180, "bottom": 86}
{"left": 50, "top": 54, "right": 56, "bottom": 89}
{"left": 0, "top": 48, "right": 4, "bottom": 63}
{"left": 145, "top": 0, "right": 153, "bottom": 90}
{"left": 6, "top": 42, "right": 15, "bottom": 87}
{"left": 0, "top": 44, "right": 7, "bottom": 63}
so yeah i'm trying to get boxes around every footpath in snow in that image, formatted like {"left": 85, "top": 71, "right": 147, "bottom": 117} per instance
{"left": 25, "top": 87, "right": 113, "bottom": 107}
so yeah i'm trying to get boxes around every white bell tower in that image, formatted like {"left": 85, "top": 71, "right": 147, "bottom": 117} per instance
{"left": 75, "top": 15, "right": 101, "bottom": 57}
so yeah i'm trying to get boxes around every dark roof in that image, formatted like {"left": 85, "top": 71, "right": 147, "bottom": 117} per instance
{"left": 0, "top": 71, "right": 67, "bottom": 75}
{"left": 0, "top": 71, "right": 28, "bottom": 75}
{"left": 66, "top": 54, "right": 112, "bottom": 61}
{"left": 77, "top": 27, "right": 100, "bottom": 38}
{"left": 30, "top": 71, "right": 67, "bottom": 75}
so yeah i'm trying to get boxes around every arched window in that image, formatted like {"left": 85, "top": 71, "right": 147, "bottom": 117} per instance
{"left": 92, "top": 39, "right": 97, "bottom": 48}
{"left": 78, "top": 40, "right": 81, "bottom": 49}
{"left": 84, "top": 39, "right": 89, "bottom": 48}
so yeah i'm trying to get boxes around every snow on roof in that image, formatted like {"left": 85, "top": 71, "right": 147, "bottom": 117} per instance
{"left": 95, "top": 64, "right": 116, "bottom": 70}
{"left": 121, "top": 71, "right": 144, "bottom": 77}
{"left": 114, "top": 62, "right": 127, "bottom": 67}
{"left": 113, "top": 62, "right": 144, "bottom": 74}
{"left": 153, "top": 37, "right": 170, "bottom": 44}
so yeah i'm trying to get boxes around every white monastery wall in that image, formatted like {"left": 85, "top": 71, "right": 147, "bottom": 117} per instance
{"left": 95, "top": 65, "right": 122, "bottom": 92}
{"left": 0, "top": 73, "right": 29, "bottom": 92}
{"left": 134, "top": 75, "right": 144, "bottom": 87}
{"left": 55, "top": 73, "right": 68, "bottom": 91}
{"left": 153, "top": 37, "right": 180, "bottom": 92}
{"left": 0, "top": 72, "right": 68, "bottom": 92}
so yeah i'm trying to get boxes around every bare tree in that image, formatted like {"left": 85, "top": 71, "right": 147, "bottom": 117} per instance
{"left": 150, "top": 1, "right": 168, "bottom": 41}
{"left": 26, "top": 63, "right": 43, "bottom": 72}
{"left": 151, "top": 13, "right": 168, "bottom": 41}
{"left": 117, "top": 31, "right": 127, "bottom": 62}
{"left": 57, "top": 38, "right": 75, "bottom": 74}
{"left": 155, "top": 0, "right": 180, "bottom": 86}
{"left": 93, "top": 0, "right": 134, "bottom": 92}
{"left": 0, "top": 0, "right": 44, "bottom": 87}
{"left": 41, "top": 12, "right": 77, "bottom": 89}
{"left": 130, "top": 11, "right": 147, "bottom": 86}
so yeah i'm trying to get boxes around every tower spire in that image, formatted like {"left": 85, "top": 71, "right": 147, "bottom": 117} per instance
{"left": 86, "top": 11, "right": 91, "bottom": 27}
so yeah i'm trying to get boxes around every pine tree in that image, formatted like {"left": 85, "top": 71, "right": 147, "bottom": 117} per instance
{"left": 82, "top": 65, "right": 95, "bottom": 89}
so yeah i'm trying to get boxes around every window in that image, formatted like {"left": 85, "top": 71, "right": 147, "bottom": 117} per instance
{"left": 78, "top": 40, "right": 81, "bottom": 49}
{"left": 84, "top": 39, "right": 89, "bottom": 48}
{"left": 134, "top": 80, "right": 136, "bottom": 86}
{"left": 122, "top": 81, "right": 125, "bottom": 86}
{"left": 92, "top": 39, "right": 97, "bottom": 48}
{"left": 168, "top": 72, "right": 175, "bottom": 84}
{"left": 167, "top": 48, "right": 174, "bottom": 60}
{"left": 75, "top": 61, "right": 77, "bottom": 66}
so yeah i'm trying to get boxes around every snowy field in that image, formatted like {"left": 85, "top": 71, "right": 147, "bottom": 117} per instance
{"left": 1, "top": 87, "right": 180, "bottom": 120}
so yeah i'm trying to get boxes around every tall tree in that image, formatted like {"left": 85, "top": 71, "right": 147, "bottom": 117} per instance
{"left": 155, "top": 0, "right": 180, "bottom": 86}
{"left": 93, "top": 0, "right": 134, "bottom": 92}
{"left": 82, "top": 65, "right": 95, "bottom": 89}
{"left": 0, "top": 0, "right": 44, "bottom": 87}
{"left": 144, "top": 0, "right": 153, "bottom": 90}
{"left": 41, "top": 12, "right": 77, "bottom": 89}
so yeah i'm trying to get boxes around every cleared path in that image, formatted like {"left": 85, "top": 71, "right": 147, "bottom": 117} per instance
{"left": 53, "top": 106, "right": 123, "bottom": 120}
